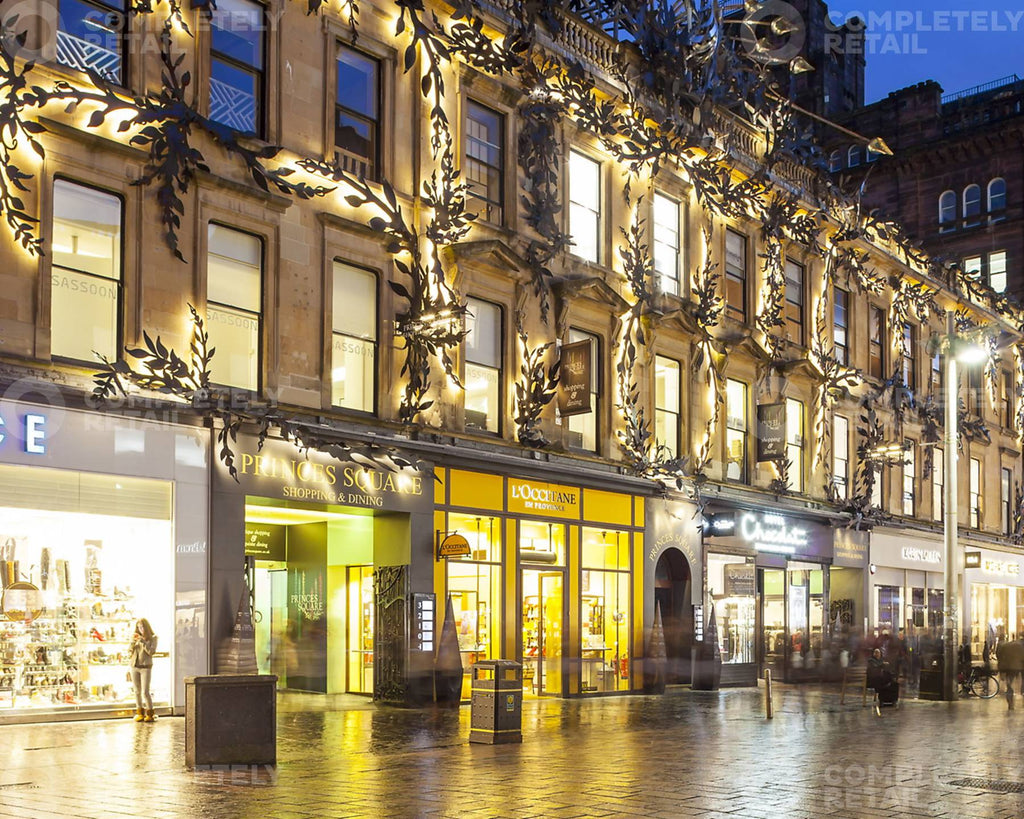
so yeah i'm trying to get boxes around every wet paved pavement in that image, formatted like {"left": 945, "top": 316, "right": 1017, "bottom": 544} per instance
{"left": 1, "top": 685, "right": 1022, "bottom": 819}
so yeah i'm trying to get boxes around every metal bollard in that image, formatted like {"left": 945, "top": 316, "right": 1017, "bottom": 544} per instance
{"left": 765, "top": 668, "right": 774, "bottom": 719}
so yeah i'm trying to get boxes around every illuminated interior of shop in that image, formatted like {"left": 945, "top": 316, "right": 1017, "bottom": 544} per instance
{"left": 444, "top": 512, "right": 502, "bottom": 699}
{"left": 0, "top": 463, "right": 173, "bottom": 714}
{"left": 762, "top": 565, "right": 825, "bottom": 678}
{"left": 520, "top": 520, "right": 565, "bottom": 696}
{"left": 707, "top": 553, "right": 755, "bottom": 665}
{"left": 245, "top": 498, "right": 377, "bottom": 695}
{"left": 580, "top": 527, "right": 630, "bottom": 693}
{"left": 970, "top": 583, "right": 1020, "bottom": 659}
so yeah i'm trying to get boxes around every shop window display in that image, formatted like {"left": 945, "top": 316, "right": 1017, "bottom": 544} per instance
{"left": 707, "top": 553, "right": 755, "bottom": 664}
{"left": 0, "top": 465, "right": 173, "bottom": 715}
{"left": 445, "top": 513, "right": 502, "bottom": 699}
{"left": 580, "top": 528, "right": 630, "bottom": 693}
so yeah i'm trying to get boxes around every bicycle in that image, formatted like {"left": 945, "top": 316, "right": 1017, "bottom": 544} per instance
{"left": 958, "top": 664, "right": 1001, "bottom": 699}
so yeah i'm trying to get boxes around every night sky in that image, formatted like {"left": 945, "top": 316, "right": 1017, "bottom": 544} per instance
{"left": 821, "top": 0, "right": 1024, "bottom": 102}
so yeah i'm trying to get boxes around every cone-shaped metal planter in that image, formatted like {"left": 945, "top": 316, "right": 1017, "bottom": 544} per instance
{"left": 692, "top": 602, "right": 722, "bottom": 690}
{"left": 643, "top": 600, "right": 668, "bottom": 694}
{"left": 434, "top": 595, "right": 464, "bottom": 706}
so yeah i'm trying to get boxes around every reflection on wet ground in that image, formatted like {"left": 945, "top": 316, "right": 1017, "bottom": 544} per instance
{"left": 0, "top": 684, "right": 1021, "bottom": 818}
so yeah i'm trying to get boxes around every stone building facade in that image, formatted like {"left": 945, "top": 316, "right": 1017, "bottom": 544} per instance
{"left": 0, "top": 0, "right": 1022, "bottom": 719}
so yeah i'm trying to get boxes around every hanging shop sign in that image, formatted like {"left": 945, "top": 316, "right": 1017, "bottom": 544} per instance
{"left": 436, "top": 532, "right": 471, "bottom": 560}
{"left": 507, "top": 478, "right": 580, "bottom": 519}
{"left": 557, "top": 340, "right": 592, "bottom": 417}
{"left": 755, "top": 403, "right": 786, "bottom": 462}
{"left": 244, "top": 523, "right": 286, "bottom": 561}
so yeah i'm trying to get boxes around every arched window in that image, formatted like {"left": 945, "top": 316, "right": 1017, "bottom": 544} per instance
{"left": 938, "top": 190, "right": 956, "bottom": 233}
{"left": 988, "top": 178, "right": 1007, "bottom": 221}
{"left": 828, "top": 150, "right": 842, "bottom": 173}
{"left": 963, "top": 184, "right": 981, "bottom": 227}
{"left": 847, "top": 145, "right": 863, "bottom": 168}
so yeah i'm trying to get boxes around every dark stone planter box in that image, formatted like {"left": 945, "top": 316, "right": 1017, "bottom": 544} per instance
{"left": 185, "top": 674, "right": 277, "bottom": 769}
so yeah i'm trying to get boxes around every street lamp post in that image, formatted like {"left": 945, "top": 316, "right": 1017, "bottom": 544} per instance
{"left": 941, "top": 313, "right": 989, "bottom": 700}
{"left": 942, "top": 310, "right": 959, "bottom": 701}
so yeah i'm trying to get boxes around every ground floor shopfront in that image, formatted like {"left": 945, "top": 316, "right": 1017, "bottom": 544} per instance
{"left": 868, "top": 529, "right": 947, "bottom": 652}
{"left": 213, "top": 432, "right": 434, "bottom": 704}
{"left": 0, "top": 398, "right": 209, "bottom": 723}
{"left": 700, "top": 504, "right": 865, "bottom": 685}
{"left": 433, "top": 468, "right": 645, "bottom": 699}
{"left": 963, "top": 544, "right": 1024, "bottom": 661}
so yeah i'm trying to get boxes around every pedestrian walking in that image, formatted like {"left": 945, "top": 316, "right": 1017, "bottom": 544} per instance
{"left": 995, "top": 638, "right": 1024, "bottom": 710}
{"left": 867, "top": 648, "right": 899, "bottom": 707}
{"left": 130, "top": 618, "right": 158, "bottom": 722}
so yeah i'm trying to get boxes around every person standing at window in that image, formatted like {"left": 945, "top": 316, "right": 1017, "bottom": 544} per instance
{"left": 130, "top": 618, "right": 158, "bottom": 722}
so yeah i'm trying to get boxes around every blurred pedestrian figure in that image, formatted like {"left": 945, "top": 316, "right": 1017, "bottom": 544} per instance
{"left": 867, "top": 648, "right": 899, "bottom": 707}
{"left": 995, "top": 639, "right": 1024, "bottom": 710}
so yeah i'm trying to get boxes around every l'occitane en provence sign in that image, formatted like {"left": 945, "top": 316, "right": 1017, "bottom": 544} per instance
{"left": 507, "top": 478, "right": 580, "bottom": 519}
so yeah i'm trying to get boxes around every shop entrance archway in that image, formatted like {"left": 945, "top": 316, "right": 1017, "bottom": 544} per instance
{"left": 654, "top": 548, "right": 694, "bottom": 684}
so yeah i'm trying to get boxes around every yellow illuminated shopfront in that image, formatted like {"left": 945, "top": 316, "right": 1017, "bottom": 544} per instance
{"left": 434, "top": 469, "right": 644, "bottom": 698}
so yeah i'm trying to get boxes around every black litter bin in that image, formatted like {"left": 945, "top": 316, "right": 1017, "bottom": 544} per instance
{"left": 918, "top": 655, "right": 944, "bottom": 700}
{"left": 469, "top": 660, "right": 522, "bottom": 745}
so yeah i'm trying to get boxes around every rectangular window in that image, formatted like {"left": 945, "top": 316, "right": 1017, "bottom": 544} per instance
{"left": 930, "top": 350, "right": 942, "bottom": 394}
{"left": 786, "top": 398, "right": 804, "bottom": 493}
{"left": 206, "top": 224, "right": 262, "bottom": 391}
{"left": 869, "top": 305, "right": 885, "bottom": 379}
{"left": 902, "top": 324, "right": 916, "bottom": 391}
{"left": 51, "top": 179, "right": 122, "bottom": 362}
{"left": 784, "top": 259, "right": 804, "bottom": 343}
{"left": 902, "top": 440, "right": 915, "bottom": 516}
{"left": 970, "top": 458, "right": 981, "bottom": 528}
{"left": 989, "top": 251, "right": 1007, "bottom": 294}
{"left": 964, "top": 255, "right": 982, "bottom": 279}
{"left": 331, "top": 262, "right": 376, "bottom": 413}
{"left": 725, "top": 379, "right": 747, "bottom": 483}
{"left": 336, "top": 45, "right": 380, "bottom": 180}
{"left": 834, "top": 287, "right": 849, "bottom": 365}
{"left": 725, "top": 230, "right": 747, "bottom": 322}
{"left": 568, "top": 152, "right": 601, "bottom": 263}
{"left": 871, "top": 466, "right": 883, "bottom": 509}
{"left": 1002, "top": 370, "right": 1014, "bottom": 429}
{"left": 210, "top": 0, "right": 265, "bottom": 136}
{"left": 833, "top": 415, "right": 849, "bottom": 499}
{"left": 652, "top": 194, "right": 681, "bottom": 294}
{"left": 465, "top": 298, "right": 502, "bottom": 434}
{"left": 932, "top": 449, "right": 943, "bottom": 522}
{"left": 654, "top": 356, "right": 680, "bottom": 457}
{"left": 465, "top": 101, "right": 504, "bottom": 224}
{"left": 966, "top": 366, "right": 983, "bottom": 416}
{"left": 57, "top": 0, "right": 127, "bottom": 83}
{"left": 1002, "top": 467, "right": 1013, "bottom": 535}
{"left": 567, "top": 329, "right": 599, "bottom": 452}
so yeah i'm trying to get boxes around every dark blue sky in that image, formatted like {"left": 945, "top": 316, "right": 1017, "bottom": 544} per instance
{"left": 822, "top": 0, "right": 1024, "bottom": 102}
